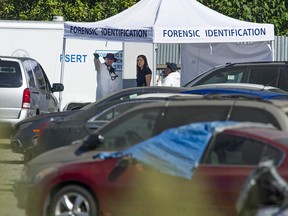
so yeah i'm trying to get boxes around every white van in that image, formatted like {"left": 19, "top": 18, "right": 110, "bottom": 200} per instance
{"left": 0, "top": 56, "right": 64, "bottom": 143}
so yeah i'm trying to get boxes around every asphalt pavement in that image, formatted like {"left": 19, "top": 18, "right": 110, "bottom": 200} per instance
{"left": 0, "top": 145, "right": 25, "bottom": 216}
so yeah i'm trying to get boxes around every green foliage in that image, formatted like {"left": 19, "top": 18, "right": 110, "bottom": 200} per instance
{"left": 0, "top": 0, "right": 287, "bottom": 36}
{"left": 0, "top": 0, "right": 138, "bottom": 22}
{"left": 198, "top": 0, "right": 288, "bottom": 35}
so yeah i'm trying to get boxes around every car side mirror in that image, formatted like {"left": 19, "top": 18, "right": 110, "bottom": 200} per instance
{"left": 74, "top": 133, "right": 104, "bottom": 155}
{"left": 52, "top": 83, "right": 64, "bottom": 92}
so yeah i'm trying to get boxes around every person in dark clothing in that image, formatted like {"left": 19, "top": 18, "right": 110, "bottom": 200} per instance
{"left": 136, "top": 54, "right": 152, "bottom": 86}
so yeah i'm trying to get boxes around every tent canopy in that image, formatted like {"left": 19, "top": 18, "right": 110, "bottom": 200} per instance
{"left": 64, "top": 0, "right": 274, "bottom": 43}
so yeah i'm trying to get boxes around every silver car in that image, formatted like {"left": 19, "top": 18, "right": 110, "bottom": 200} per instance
{"left": 0, "top": 56, "right": 63, "bottom": 143}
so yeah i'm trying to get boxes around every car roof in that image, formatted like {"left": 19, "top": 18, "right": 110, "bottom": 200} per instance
{"left": 0, "top": 56, "right": 35, "bottom": 61}
{"left": 182, "top": 88, "right": 288, "bottom": 100}
{"left": 81, "top": 86, "right": 189, "bottom": 109}
{"left": 61, "top": 95, "right": 193, "bottom": 121}
{"left": 189, "top": 83, "right": 287, "bottom": 93}
{"left": 111, "top": 96, "right": 288, "bottom": 119}
{"left": 133, "top": 92, "right": 203, "bottom": 99}
{"left": 205, "top": 61, "right": 288, "bottom": 71}
{"left": 223, "top": 61, "right": 288, "bottom": 66}
{"left": 223, "top": 126, "right": 288, "bottom": 143}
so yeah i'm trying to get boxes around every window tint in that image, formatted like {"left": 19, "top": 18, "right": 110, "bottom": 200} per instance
{"left": 277, "top": 69, "right": 288, "bottom": 91}
{"left": 160, "top": 106, "right": 231, "bottom": 130}
{"left": 23, "top": 60, "right": 36, "bottom": 88}
{"left": 90, "top": 101, "right": 149, "bottom": 121}
{"left": 230, "top": 107, "right": 281, "bottom": 129}
{"left": 0, "top": 60, "right": 22, "bottom": 87}
{"left": 98, "top": 108, "right": 161, "bottom": 150}
{"left": 204, "top": 134, "right": 282, "bottom": 165}
{"left": 30, "top": 60, "right": 48, "bottom": 91}
{"left": 197, "top": 67, "right": 247, "bottom": 85}
{"left": 248, "top": 66, "right": 281, "bottom": 87}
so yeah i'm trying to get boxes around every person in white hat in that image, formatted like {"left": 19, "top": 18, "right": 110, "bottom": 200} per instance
{"left": 94, "top": 52, "right": 121, "bottom": 100}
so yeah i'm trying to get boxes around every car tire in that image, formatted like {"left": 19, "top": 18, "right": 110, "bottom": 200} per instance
{"left": 48, "top": 185, "right": 98, "bottom": 216}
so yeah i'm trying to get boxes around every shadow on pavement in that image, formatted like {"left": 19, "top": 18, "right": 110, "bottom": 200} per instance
{"left": 0, "top": 160, "right": 24, "bottom": 164}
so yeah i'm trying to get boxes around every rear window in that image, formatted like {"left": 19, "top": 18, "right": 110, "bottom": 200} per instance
{"left": 0, "top": 60, "right": 22, "bottom": 87}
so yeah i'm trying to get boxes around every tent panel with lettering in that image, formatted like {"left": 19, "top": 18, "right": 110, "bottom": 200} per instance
{"left": 64, "top": 0, "right": 274, "bottom": 43}
{"left": 62, "top": 0, "right": 274, "bottom": 88}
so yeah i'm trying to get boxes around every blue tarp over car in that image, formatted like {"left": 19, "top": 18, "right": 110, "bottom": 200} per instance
{"left": 182, "top": 88, "right": 288, "bottom": 100}
{"left": 96, "top": 121, "right": 239, "bottom": 179}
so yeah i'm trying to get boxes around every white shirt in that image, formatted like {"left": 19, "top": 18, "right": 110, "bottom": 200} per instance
{"left": 161, "top": 71, "right": 181, "bottom": 87}
{"left": 94, "top": 58, "right": 121, "bottom": 100}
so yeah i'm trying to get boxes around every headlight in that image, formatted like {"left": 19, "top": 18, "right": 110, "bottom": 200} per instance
{"left": 34, "top": 167, "right": 58, "bottom": 183}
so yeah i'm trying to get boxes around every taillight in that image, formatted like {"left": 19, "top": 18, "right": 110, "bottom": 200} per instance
{"left": 22, "top": 88, "right": 31, "bottom": 108}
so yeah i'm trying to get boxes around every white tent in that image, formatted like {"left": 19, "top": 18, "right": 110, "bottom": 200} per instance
{"left": 62, "top": 0, "right": 274, "bottom": 85}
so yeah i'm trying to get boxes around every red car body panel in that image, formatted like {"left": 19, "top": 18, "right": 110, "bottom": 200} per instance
{"left": 17, "top": 127, "right": 288, "bottom": 216}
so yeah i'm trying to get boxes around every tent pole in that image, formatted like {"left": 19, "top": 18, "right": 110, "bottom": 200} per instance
{"left": 153, "top": 43, "right": 158, "bottom": 86}
{"left": 59, "top": 37, "right": 66, "bottom": 110}
{"left": 271, "top": 39, "right": 275, "bottom": 61}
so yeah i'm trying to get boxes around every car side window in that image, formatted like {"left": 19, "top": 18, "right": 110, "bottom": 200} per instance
{"left": 277, "top": 69, "right": 288, "bottom": 92}
{"left": 118, "top": 93, "right": 139, "bottom": 100}
{"left": 98, "top": 108, "right": 161, "bottom": 150}
{"left": 23, "top": 60, "right": 36, "bottom": 88}
{"left": 248, "top": 66, "right": 281, "bottom": 87}
{"left": 160, "top": 106, "right": 231, "bottom": 130}
{"left": 30, "top": 60, "right": 49, "bottom": 91}
{"left": 90, "top": 101, "right": 148, "bottom": 121}
{"left": 230, "top": 107, "right": 281, "bottom": 129}
{"left": 198, "top": 67, "right": 247, "bottom": 85}
{"left": 204, "top": 134, "right": 282, "bottom": 165}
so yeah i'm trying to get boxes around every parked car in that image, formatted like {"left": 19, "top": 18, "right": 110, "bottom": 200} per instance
{"left": 21, "top": 92, "right": 288, "bottom": 185}
{"left": 0, "top": 56, "right": 64, "bottom": 143}
{"left": 14, "top": 121, "right": 288, "bottom": 216}
{"left": 23, "top": 93, "right": 193, "bottom": 162}
{"left": 31, "top": 88, "right": 288, "bottom": 160}
{"left": 182, "top": 61, "right": 288, "bottom": 92}
{"left": 10, "top": 86, "right": 188, "bottom": 155}
{"left": 11, "top": 110, "right": 77, "bottom": 154}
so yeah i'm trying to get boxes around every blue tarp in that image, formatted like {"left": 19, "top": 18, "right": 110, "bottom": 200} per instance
{"left": 95, "top": 121, "right": 238, "bottom": 179}
{"left": 182, "top": 88, "right": 288, "bottom": 100}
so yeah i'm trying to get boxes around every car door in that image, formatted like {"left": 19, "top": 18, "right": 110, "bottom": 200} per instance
{"left": 30, "top": 59, "right": 58, "bottom": 113}
{"left": 193, "top": 133, "right": 283, "bottom": 214}
{"left": 104, "top": 134, "right": 257, "bottom": 216}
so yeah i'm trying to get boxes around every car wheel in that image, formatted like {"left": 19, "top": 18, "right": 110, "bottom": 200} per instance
{"left": 48, "top": 185, "right": 98, "bottom": 216}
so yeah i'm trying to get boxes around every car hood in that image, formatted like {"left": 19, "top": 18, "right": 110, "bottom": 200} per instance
{"left": 15, "top": 110, "right": 75, "bottom": 126}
